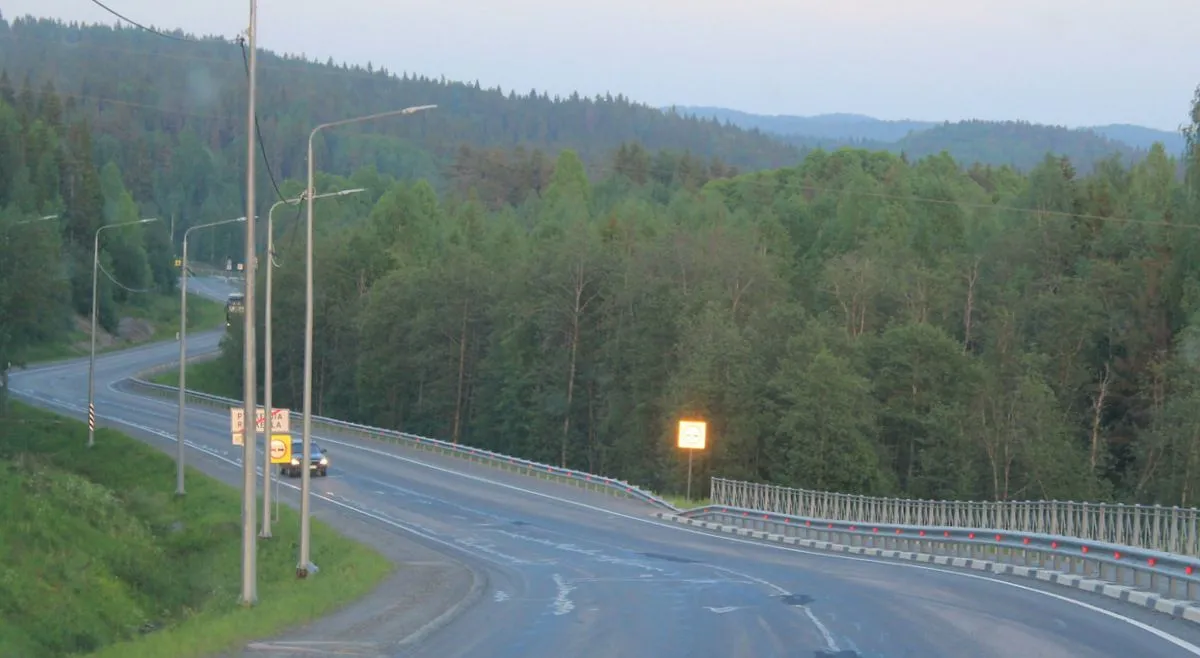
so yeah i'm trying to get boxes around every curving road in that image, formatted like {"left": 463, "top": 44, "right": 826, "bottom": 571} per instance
{"left": 12, "top": 277, "right": 1200, "bottom": 658}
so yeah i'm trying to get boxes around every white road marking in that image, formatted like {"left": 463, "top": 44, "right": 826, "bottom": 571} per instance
{"left": 551, "top": 574, "right": 576, "bottom": 616}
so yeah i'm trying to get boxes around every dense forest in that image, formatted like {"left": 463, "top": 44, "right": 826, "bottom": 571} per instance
{"left": 193, "top": 84, "right": 1200, "bottom": 507}
{"left": 0, "top": 87, "right": 174, "bottom": 395}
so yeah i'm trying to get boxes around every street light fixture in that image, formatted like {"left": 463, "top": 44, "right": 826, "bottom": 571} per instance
{"left": 14, "top": 214, "right": 59, "bottom": 225}
{"left": 87, "top": 217, "right": 159, "bottom": 448}
{"left": 260, "top": 187, "right": 364, "bottom": 539}
{"left": 176, "top": 216, "right": 247, "bottom": 496}
{"left": 297, "top": 104, "right": 435, "bottom": 577}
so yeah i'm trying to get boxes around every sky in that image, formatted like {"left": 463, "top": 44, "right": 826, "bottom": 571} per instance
{"left": 3, "top": 0, "right": 1197, "bottom": 131}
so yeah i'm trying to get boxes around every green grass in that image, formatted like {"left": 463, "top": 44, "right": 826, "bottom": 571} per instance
{"left": 23, "top": 293, "right": 225, "bottom": 365}
{"left": 0, "top": 402, "right": 393, "bottom": 658}
{"left": 661, "top": 494, "right": 711, "bottom": 510}
{"left": 149, "top": 357, "right": 241, "bottom": 400}
{"left": 123, "top": 293, "right": 226, "bottom": 343}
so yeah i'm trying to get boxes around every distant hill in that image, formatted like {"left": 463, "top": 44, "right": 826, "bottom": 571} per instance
{"left": 676, "top": 106, "right": 935, "bottom": 144}
{"left": 1088, "top": 123, "right": 1187, "bottom": 153}
{"left": 673, "top": 106, "right": 1187, "bottom": 172}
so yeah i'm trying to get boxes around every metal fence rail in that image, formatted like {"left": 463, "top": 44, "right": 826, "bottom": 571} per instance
{"left": 665, "top": 504, "right": 1200, "bottom": 606}
{"left": 125, "top": 374, "right": 675, "bottom": 511}
{"left": 711, "top": 477, "right": 1200, "bottom": 558}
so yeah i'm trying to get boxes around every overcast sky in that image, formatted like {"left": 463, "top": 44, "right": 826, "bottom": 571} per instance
{"left": 3, "top": 0, "right": 1197, "bottom": 131}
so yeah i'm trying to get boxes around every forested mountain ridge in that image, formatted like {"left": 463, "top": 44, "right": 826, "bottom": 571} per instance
{"left": 676, "top": 106, "right": 1187, "bottom": 172}
{"left": 0, "top": 16, "right": 801, "bottom": 186}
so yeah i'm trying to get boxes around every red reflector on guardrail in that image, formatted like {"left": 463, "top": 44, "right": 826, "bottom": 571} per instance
{"left": 1113, "top": 551, "right": 1121, "bottom": 560}
{"left": 895, "top": 529, "right": 902, "bottom": 534}
{"left": 968, "top": 533, "right": 975, "bottom": 539}
{"left": 919, "top": 530, "right": 925, "bottom": 536}
{"left": 1148, "top": 558, "right": 1157, "bottom": 566}
{"left": 1081, "top": 546, "right": 1089, "bottom": 554}
{"left": 1187, "top": 566, "right": 1194, "bottom": 575}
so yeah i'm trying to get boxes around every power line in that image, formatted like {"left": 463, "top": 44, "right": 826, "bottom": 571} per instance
{"left": 97, "top": 261, "right": 156, "bottom": 294}
{"left": 238, "top": 36, "right": 287, "bottom": 204}
{"left": 84, "top": 0, "right": 199, "bottom": 43}
{"left": 80, "top": 2, "right": 286, "bottom": 211}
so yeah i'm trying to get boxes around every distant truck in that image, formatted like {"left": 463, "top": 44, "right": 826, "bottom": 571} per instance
{"left": 225, "top": 293, "right": 245, "bottom": 327}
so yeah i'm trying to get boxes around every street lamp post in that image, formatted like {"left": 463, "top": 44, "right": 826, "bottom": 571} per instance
{"left": 297, "top": 105, "right": 435, "bottom": 577}
{"left": 87, "top": 217, "right": 159, "bottom": 448}
{"left": 177, "top": 216, "right": 246, "bottom": 496}
{"left": 260, "top": 187, "right": 363, "bottom": 539}
{"left": 240, "top": 0, "right": 261, "bottom": 608}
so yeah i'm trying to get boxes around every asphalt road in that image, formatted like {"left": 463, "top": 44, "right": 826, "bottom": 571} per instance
{"left": 11, "top": 276, "right": 1200, "bottom": 658}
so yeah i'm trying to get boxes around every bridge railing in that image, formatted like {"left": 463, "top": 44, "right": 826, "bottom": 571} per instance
{"left": 661, "top": 504, "right": 1200, "bottom": 604}
{"left": 710, "top": 477, "right": 1200, "bottom": 557}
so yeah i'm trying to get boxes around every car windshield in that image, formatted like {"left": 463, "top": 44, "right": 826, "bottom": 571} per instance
{"left": 292, "top": 442, "right": 321, "bottom": 455}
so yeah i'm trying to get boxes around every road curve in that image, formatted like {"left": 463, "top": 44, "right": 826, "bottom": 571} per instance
{"left": 12, "top": 278, "right": 1200, "bottom": 658}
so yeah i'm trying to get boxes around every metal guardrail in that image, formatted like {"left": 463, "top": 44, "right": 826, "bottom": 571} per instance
{"left": 670, "top": 504, "right": 1200, "bottom": 604}
{"left": 711, "top": 477, "right": 1200, "bottom": 558}
{"left": 124, "top": 374, "right": 676, "bottom": 511}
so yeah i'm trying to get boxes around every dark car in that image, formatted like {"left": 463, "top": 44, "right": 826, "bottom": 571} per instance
{"left": 282, "top": 440, "right": 328, "bottom": 477}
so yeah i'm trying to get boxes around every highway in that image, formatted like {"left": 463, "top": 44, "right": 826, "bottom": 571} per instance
{"left": 11, "top": 278, "right": 1200, "bottom": 658}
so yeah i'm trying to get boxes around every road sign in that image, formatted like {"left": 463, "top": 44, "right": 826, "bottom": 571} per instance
{"left": 678, "top": 420, "right": 707, "bottom": 450}
{"left": 269, "top": 434, "right": 292, "bottom": 464}
{"left": 232, "top": 431, "right": 244, "bottom": 446}
{"left": 230, "top": 407, "right": 291, "bottom": 434}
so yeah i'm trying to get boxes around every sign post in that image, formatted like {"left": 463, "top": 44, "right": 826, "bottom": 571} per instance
{"left": 677, "top": 420, "right": 707, "bottom": 502}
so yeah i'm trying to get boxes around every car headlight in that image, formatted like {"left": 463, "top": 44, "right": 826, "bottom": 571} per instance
{"left": 290, "top": 458, "right": 299, "bottom": 465}
{"left": 319, "top": 457, "right": 328, "bottom": 465}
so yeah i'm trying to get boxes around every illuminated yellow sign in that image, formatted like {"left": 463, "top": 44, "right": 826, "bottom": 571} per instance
{"left": 677, "top": 420, "right": 707, "bottom": 450}
{"left": 269, "top": 434, "right": 292, "bottom": 464}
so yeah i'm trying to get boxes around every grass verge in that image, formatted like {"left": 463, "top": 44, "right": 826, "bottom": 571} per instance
{"left": 149, "top": 355, "right": 240, "bottom": 400}
{"left": 0, "top": 402, "right": 392, "bottom": 658}
{"left": 21, "top": 293, "right": 225, "bottom": 365}
{"left": 661, "top": 494, "right": 711, "bottom": 510}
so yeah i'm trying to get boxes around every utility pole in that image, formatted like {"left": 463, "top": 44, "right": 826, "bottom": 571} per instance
{"left": 240, "top": 0, "right": 260, "bottom": 607}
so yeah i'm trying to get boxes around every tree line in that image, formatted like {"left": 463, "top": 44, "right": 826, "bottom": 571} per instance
{"left": 195, "top": 85, "right": 1200, "bottom": 506}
